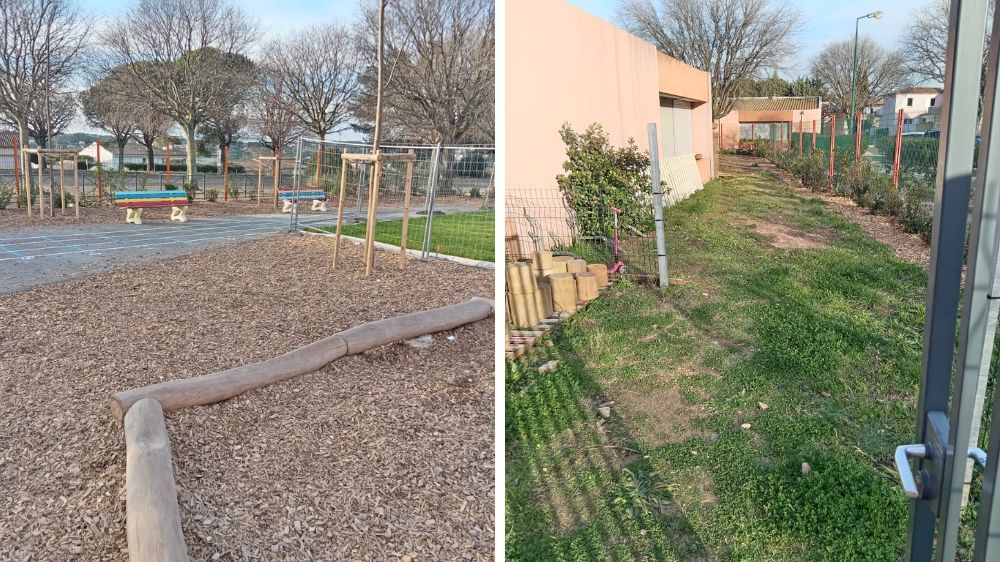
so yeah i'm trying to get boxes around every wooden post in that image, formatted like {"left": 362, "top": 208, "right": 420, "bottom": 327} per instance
{"left": 59, "top": 158, "right": 66, "bottom": 215}
{"left": 332, "top": 159, "right": 350, "bottom": 268}
{"left": 73, "top": 156, "right": 79, "bottom": 219}
{"left": 398, "top": 149, "right": 416, "bottom": 269}
{"left": 829, "top": 115, "right": 836, "bottom": 190}
{"left": 124, "top": 398, "right": 188, "bottom": 561}
{"left": 96, "top": 140, "right": 103, "bottom": 207}
{"left": 48, "top": 155, "right": 54, "bottom": 218}
{"left": 256, "top": 158, "right": 263, "bottom": 206}
{"left": 223, "top": 145, "right": 229, "bottom": 202}
{"left": 363, "top": 152, "right": 382, "bottom": 277}
{"left": 37, "top": 153, "right": 44, "bottom": 217}
{"left": 893, "top": 108, "right": 904, "bottom": 190}
{"left": 855, "top": 111, "right": 863, "bottom": 162}
{"left": 13, "top": 136, "right": 21, "bottom": 212}
{"left": 165, "top": 144, "right": 171, "bottom": 184}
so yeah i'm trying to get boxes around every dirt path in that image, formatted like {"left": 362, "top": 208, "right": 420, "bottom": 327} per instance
{"left": 718, "top": 153, "right": 930, "bottom": 266}
{"left": 0, "top": 236, "right": 494, "bottom": 560}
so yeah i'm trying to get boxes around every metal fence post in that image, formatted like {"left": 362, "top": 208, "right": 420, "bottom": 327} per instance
{"left": 898, "top": 1, "right": 990, "bottom": 560}
{"left": 421, "top": 143, "right": 442, "bottom": 258}
{"left": 646, "top": 123, "right": 668, "bottom": 288}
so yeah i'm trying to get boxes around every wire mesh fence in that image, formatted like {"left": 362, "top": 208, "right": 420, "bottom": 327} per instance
{"left": 292, "top": 138, "right": 495, "bottom": 263}
{"left": 505, "top": 186, "right": 660, "bottom": 280}
{"left": 751, "top": 110, "right": 957, "bottom": 242}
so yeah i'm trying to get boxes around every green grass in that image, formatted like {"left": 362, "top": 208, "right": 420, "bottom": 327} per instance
{"left": 506, "top": 169, "right": 931, "bottom": 560}
{"left": 310, "top": 209, "right": 494, "bottom": 262}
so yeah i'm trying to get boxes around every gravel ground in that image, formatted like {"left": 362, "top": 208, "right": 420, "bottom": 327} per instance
{"left": 0, "top": 201, "right": 283, "bottom": 231}
{"left": 719, "top": 153, "right": 930, "bottom": 266}
{"left": 0, "top": 235, "right": 494, "bottom": 560}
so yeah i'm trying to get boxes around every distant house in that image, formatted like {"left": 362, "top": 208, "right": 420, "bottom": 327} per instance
{"left": 717, "top": 96, "right": 823, "bottom": 150}
{"left": 77, "top": 141, "right": 188, "bottom": 170}
{"left": 880, "top": 87, "right": 944, "bottom": 132}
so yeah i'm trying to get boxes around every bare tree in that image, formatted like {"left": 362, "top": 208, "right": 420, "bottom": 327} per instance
{"left": 810, "top": 38, "right": 912, "bottom": 114}
{"left": 99, "top": 0, "right": 258, "bottom": 183}
{"left": 133, "top": 107, "right": 173, "bottom": 172}
{"left": 264, "top": 24, "right": 360, "bottom": 141}
{"left": 0, "top": 0, "right": 89, "bottom": 192}
{"left": 80, "top": 69, "right": 139, "bottom": 170}
{"left": 351, "top": 0, "right": 495, "bottom": 144}
{"left": 0, "top": 92, "right": 77, "bottom": 148}
{"left": 901, "top": 0, "right": 994, "bottom": 84}
{"left": 617, "top": 0, "right": 800, "bottom": 120}
{"left": 249, "top": 67, "right": 302, "bottom": 157}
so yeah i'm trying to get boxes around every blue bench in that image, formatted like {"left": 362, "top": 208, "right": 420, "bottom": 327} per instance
{"left": 277, "top": 188, "right": 327, "bottom": 212}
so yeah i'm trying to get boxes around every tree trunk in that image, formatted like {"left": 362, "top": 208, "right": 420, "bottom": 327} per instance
{"left": 146, "top": 143, "right": 154, "bottom": 172}
{"left": 182, "top": 124, "right": 196, "bottom": 185}
{"left": 117, "top": 139, "right": 127, "bottom": 172}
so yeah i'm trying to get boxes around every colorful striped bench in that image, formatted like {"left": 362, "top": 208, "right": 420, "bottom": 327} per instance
{"left": 114, "top": 190, "right": 189, "bottom": 224}
{"left": 277, "top": 188, "right": 328, "bottom": 213}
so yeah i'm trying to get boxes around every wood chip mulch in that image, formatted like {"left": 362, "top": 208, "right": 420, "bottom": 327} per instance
{"left": 0, "top": 235, "right": 494, "bottom": 560}
{"left": 719, "top": 153, "right": 930, "bottom": 266}
{"left": 0, "top": 200, "right": 283, "bottom": 231}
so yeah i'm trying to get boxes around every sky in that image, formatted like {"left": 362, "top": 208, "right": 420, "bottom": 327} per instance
{"left": 65, "top": 0, "right": 368, "bottom": 135}
{"left": 566, "top": 0, "right": 924, "bottom": 78}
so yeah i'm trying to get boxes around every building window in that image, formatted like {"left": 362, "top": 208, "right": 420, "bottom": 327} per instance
{"left": 907, "top": 97, "right": 914, "bottom": 107}
{"left": 930, "top": 98, "right": 936, "bottom": 107}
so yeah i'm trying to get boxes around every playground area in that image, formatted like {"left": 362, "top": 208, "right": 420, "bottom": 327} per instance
{"left": 0, "top": 235, "right": 494, "bottom": 559}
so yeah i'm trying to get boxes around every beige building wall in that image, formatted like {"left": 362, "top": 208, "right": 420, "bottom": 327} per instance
{"left": 505, "top": 0, "right": 713, "bottom": 258}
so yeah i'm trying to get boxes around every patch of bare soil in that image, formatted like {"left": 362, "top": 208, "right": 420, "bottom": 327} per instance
{"left": 720, "top": 153, "right": 930, "bottom": 266}
{"left": 0, "top": 200, "right": 285, "bottom": 231}
{"left": 611, "top": 384, "right": 706, "bottom": 447}
{"left": 747, "top": 220, "right": 832, "bottom": 250}
{"left": 0, "top": 236, "right": 493, "bottom": 560}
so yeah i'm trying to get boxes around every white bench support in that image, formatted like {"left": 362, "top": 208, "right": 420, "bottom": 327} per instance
{"left": 282, "top": 199, "right": 327, "bottom": 213}
{"left": 171, "top": 206, "right": 189, "bottom": 222}
{"left": 126, "top": 208, "right": 144, "bottom": 225}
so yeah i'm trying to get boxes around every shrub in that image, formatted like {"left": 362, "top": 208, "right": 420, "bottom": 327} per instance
{"left": 469, "top": 186, "right": 481, "bottom": 198}
{"left": 205, "top": 188, "right": 218, "bottom": 202}
{"left": 556, "top": 122, "right": 654, "bottom": 238}
{"left": 0, "top": 181, "right": 13, "bottom": 210}
{"left": 227, "top": 181, "right": 239, "bottom": 200}
{"left": 182, "top": 182, "right": 198, "bottom": 203}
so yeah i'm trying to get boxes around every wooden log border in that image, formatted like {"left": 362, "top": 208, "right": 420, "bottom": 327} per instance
{"left": 119, "top": 297, "right": 494, "bottom": 561}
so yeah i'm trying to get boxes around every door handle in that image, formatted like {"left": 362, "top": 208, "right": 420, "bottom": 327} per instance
{"left": 896, "top": 444, "right": 929, "bottom": 498}
{"left": 895, "top": 444, "right": 987, "bottom": 499}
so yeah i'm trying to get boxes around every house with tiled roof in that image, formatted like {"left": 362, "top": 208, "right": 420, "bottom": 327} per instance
{"left": 717, "top": 96, "right": 823, "bottom": 150}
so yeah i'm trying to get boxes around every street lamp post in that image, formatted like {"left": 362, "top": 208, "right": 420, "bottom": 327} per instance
{"left": 849, "top": 11, "right": 884, "bottom": 133}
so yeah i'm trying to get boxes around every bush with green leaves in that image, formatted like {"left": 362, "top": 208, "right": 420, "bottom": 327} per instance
{"left": 182, "top": 182, "right": 199, "bottom": 203}
{"left": 556, "top": 122, "right": 653, "bottom": 238}
{"left": 227, "top": 181, "right": 239, "bottom": 200}
{"left": 205, "top": 188, "right": 219, "bottom": 202}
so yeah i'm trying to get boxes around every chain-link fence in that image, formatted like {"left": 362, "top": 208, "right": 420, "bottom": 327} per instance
{"left": 0, "top": 169, "right": 298, "bottom": 205}
{"left": 291, "top": 138, "right": 494, "bottom": 263}
{"left": 505, "top": 186, "right": 660, "bottom": 281}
